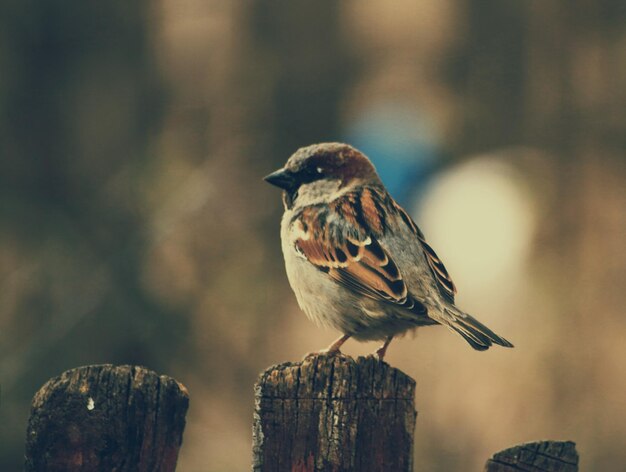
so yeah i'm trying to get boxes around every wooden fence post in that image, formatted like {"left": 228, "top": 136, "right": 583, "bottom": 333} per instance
{"left": 252, "top": 354, "right": 416, "bottom": 472}
{"left": 484, "top": 440, "right": 579, "bottom": 472}
{"left": 25, "top": 364, "right": 189, "bottom": 472}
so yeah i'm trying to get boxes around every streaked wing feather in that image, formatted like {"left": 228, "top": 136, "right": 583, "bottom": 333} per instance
{"left": 392, "top": 201, "right": 457, "bottom": 304}
{"left": 331, "top": 266, "right": 397, "bottom": 301}
{"left": 295, "top": 230, "right": 425, "bottom": 314}
{"left": 418, "top": 237, "right": 457, "bottom": 303}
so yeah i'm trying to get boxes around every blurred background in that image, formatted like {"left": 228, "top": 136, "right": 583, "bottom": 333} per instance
{"left": 1, "top": 0, "right": 625, "bottom": 470}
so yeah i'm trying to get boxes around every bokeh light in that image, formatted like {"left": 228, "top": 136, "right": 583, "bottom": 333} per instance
{"left": 418, "top": 156, "right": 536, "bottom": 292}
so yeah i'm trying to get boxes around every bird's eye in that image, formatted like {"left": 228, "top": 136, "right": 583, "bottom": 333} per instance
{"left": 316, "top": 167, "right": 324, "bottom": 174}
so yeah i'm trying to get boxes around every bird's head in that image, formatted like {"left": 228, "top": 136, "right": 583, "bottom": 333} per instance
{"left": 264, "top": 143, "right": 380, "bottom": 209}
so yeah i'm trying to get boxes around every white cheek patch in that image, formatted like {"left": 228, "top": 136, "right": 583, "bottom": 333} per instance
{"left": 297, "top": 179, "right": 343, "bottom": 205}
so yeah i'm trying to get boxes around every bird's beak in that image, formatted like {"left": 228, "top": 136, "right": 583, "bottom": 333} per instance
{"left": 264, "top": 168, "right": 296, "bottom": 190}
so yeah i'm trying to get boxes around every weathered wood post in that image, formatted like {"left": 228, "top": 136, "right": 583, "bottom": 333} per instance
{"left": 25, "top": 364, "right": 189, "bottom": 472}
{"left": 485, "top": 440, "right": 579, "bottom": 472}
{"left": 252, "top": 354, "right": 416, "bottom": 472}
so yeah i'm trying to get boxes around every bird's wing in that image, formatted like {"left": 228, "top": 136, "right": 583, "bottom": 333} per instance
{"left": 293, "top": 196, "right": 426, "bottom": 314}
{"left": 391, "top": 201, "right": 457, "bottom": 304}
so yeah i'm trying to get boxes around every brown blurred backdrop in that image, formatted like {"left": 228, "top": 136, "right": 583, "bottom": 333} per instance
{"left": 1, "top": 1, "right": 625, "bottom": 470}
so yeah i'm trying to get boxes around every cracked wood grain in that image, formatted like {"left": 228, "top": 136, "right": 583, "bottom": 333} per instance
{"left": 252, "top": 354, "right": 416, "bottom": 472}
{"left": 484, "top": 440, "right": 579, "bottom": 472}
{"left": 25, "top": 364, "right": 189, "bottom": 472}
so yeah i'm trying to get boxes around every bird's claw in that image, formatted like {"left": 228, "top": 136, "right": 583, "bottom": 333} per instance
{"left": 373, "top": 349, "right": 387, "bottom": 362}
{"left": 303, "top": 349, "right": 349, "bottom": 360}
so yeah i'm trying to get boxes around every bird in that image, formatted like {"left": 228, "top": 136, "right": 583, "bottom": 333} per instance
{"left": 264, "top": 142, "right": 513, "bottom": 359}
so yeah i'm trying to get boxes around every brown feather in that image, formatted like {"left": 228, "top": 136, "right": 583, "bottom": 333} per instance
{"left": 294, "top": 215, "right": 410, "bottom": 305}
{"left": 360, "top": 188, "right": 384, "bottom": 234}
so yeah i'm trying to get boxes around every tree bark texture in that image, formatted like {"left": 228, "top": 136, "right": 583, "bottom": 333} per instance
{"left": 484, "top": 440, "right": 579, "bottom": 472}
{"left": 252, "top": 354, "right": 416, "bottom": 472}
{"left": 25, "top": 364, "right": 189, "bottom": 472}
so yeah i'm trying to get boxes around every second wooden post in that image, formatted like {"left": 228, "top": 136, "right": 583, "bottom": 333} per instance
{"left": 252, "top": 354, "right": 416, "bottom": 472}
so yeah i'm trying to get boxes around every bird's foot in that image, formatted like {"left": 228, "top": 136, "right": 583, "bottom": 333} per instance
{"left": 303, "top": 348, "right": 347, "bottom": 360}
{"left": 303, "top": 334, "right": 351, "bottom": 360}
{"left": 373, "top": 335, "right": 394, "bottom": 361}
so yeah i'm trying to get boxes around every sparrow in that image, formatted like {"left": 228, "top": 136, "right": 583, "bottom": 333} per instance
{"left": 264, "top": 143, "right": 513, "bottom": 359}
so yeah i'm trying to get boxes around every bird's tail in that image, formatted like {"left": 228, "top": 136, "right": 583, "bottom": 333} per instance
{"left": 442, "top": 306, "right": 513, "bottom": 351}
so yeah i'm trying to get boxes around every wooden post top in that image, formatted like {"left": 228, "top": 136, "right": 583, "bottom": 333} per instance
{"left": 253, "top": 354, "right": 417, "bottom": 472}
